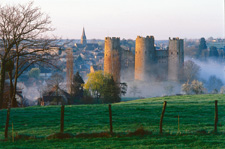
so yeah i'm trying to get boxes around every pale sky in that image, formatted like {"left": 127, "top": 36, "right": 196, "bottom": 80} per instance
{"left": 1, "top": 0, "right": 224, "bottom": 40}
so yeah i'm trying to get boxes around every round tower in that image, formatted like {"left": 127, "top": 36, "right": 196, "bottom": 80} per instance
{"left": 104, "top": 37, "right": 121, "bottom": 83}
{"left": 135, "top": 36, "right": 155, "bottom": 81}
{"left": 168, "top": 37, "right": 184, "bottom": 81}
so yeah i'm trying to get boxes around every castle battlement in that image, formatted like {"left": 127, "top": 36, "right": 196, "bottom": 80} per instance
{"left": 169, "top": 37, "right": 180, "bottom": 41}
{"left": 136, "top": 36, "right": 154, "bottom": 39}
{"left": 105, "top": 37, "right": 120, "bottom": 41}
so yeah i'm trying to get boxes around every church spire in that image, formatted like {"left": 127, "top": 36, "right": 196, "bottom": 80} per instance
{"left": 81, "top": 27, "right": 87, "bottom": 45}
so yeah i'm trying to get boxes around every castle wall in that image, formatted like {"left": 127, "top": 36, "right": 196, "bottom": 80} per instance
{"left": 155, "top": 50, "right": 168, "bottom": 81}
{"left": 135, "top": 36, "right": 155, "bottom": 81}
{"left": 168, "top": 38, "right": 184, "bottom": 81}
{"left": 104, "top": 37, "right": 121, "bottom": 83}
{"left": 121, "top": 49, "right": 135, "bottom": 82}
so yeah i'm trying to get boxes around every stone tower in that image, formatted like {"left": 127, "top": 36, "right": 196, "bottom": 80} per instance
{"left": 66, "top": 48, "right": 74, "bottom": 94}
{"left": 135, "top": 36, "right": 155, "bottom": 81}
{"left": 168, "top": 37, "right": 184, "bottom": 81}
{"left": 81, "top": 27, "right": 87, "bottom": 45}
{"left": 104, "top": 37, "right": 121, "bottom": 83}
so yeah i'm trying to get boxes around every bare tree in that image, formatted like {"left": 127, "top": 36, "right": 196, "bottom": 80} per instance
{"left": 129, "top": 85, "right": 141, "bottom": 97}
{"left": 164, "top": 84, "right": 174, "bottom": 95}
{"left": 206, "top": 75, "right": 223, "bottom": 93}
{"left": 183, "top": 60, "right": 200, "bottom": 82}
{"left": 0, "top": 2, "right": 57, "bottom": 139}
{"left": 0, "top": 2, "right": 55, "bottom": 109}
{"left": 45, "top": 73, "right": 64, "bottom": 96}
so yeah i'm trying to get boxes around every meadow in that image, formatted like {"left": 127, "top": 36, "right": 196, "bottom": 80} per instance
{"left": 1, "top": 94, "right": 225, "bottom": 148}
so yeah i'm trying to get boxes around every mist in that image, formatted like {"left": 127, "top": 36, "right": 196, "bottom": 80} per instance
{"left": 185, "top": 57, "right": 225, "bottom": 83}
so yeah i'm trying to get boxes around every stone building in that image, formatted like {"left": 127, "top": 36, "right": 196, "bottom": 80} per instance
{"left": 103, "top": 36, "right": 184, "bottom": 83}
{"left": 120, "top": 49, "right": 135, "bottom": 82}
{"left": 135, "top": 36, "right": 156, "bottom": 81}
{"left": 104, "top": 37, "right": 121, "bottom": 83}
{"left": 168, "top": 37, "right": 184, "bottom": 81}
{"left": 134, "top": 36, "right": 184, "bottom": 82}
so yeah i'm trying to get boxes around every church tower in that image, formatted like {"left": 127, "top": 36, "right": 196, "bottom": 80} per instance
{"left": 81, "top": 27, "right": 87, "bottom": 45}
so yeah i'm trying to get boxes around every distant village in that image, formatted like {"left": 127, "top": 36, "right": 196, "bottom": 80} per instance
{"left": 14, "top": 28, "right": 225, "bottom": 106}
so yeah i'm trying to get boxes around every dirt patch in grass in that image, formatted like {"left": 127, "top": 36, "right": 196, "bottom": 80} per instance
{"left": 126, "top": 127, "right": 152, "bottom": 137}
{"left": 14, "top": 133, "right": 36, "bottom": 140}
{"left": 196, "top": 130, "right": 208, "bottom": 135}
{"left": 46, "top": 132, "right": 74, "bottom": 139}
{"left": 76, "top": 132, "right": 111, "bottom": 138}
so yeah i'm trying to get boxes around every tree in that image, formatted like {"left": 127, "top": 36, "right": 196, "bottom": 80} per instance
{"left": 164, "top": 84, "right": 174, "bottom": 95}
{"left": 46, "top": 73, "right": 64, "bottom": 95}
{"left": 84, "top": 71, "right": 108, "bottom": 102}
{"left": 206, "top": 75, "right": 223, "bottom": 93}
{"left": 220, "top": 86, "right": 225, "bottom": 94}
{"left": 71, "top": 72, "right": 84, "bottom": 103}
{"left": 102, "top": 76, "right": 121, "bottom": 103}
{"left": 191, "top": 80, "right": 205, "bottom": 94}
{"left": 0, "top": 2, "right": 55, "bottom": 109}
{"left": 84, "top": 71, "right": 127, "bottom": 103}
{"left": 197, "top": 38, "right": 207, "bottom": 58}
{"left": 182, "top": 81, "right": 192, "bottom": 95}
{"left": 183, "top": 60, "right": 200, "bottom": 82}
{"left": 209, "top": 46, "right": 219, "bottom": 57}
{"left": 129, "top": 85, "right": 141, "bottom": 97}
{"left": 28, "top": 68, "right": 40, "bottom": 79}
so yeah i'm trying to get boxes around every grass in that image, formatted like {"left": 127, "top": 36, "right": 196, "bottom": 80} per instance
{"left": 1, "top": 94, "right": 225, "bottom": 148}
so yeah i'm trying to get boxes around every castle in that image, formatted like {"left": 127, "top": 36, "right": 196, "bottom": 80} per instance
{"left": 104, "top": 36, "right": 184, "bottom": 82}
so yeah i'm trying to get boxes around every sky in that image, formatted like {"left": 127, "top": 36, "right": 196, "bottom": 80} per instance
{"left": 1, "top": 0, "right": 224, "bottom": 40}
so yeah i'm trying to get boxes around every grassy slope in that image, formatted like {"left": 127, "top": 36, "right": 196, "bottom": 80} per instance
{"left": 1, "top": 94, "right": 225, "bottom": 148}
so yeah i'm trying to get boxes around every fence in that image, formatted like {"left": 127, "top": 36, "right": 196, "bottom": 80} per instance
{"left": 0, "top": 99, "right": 224, "bottom": 140}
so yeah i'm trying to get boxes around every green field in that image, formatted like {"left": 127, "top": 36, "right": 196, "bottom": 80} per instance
{"left": 1, "top": 94, "right": 225, "bottom": 148}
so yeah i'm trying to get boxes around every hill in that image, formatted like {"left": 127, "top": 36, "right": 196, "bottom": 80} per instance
{"left": 1, "top": 94, "right": 225, "bottom": 148}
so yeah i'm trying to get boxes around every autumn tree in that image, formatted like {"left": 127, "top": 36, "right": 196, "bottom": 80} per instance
{"left": 84, "top": 71, "right": 127, "bottom": 103}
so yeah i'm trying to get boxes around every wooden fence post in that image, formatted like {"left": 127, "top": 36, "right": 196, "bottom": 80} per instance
{"left": 12, "top": 122, "right": 14, "bottom": 142}
{"left": 215, "top": 100, "right": 218, "bottom": 132}
{"left": 60, "top": 105, "right": 65, "bottom": 133}
{"left": 160, "top": 101, "right": 167, "bottom": 134}
{"left": 4, "top": 107, "right": 11, "bottom": 139}
{"left": 108, "top": 104, "right": 113, "bottom": 134}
